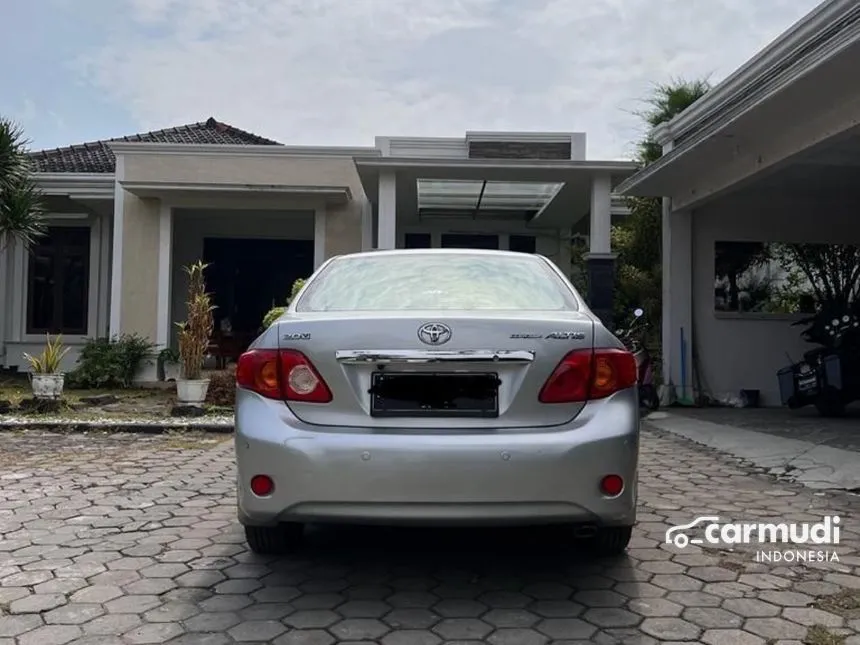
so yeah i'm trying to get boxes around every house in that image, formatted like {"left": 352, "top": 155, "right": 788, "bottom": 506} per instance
{"left": 617, "top": 0, "right": 860, "bottom": 406}
{"left": 1, "top": 119, "right": 637, "bottom": 374}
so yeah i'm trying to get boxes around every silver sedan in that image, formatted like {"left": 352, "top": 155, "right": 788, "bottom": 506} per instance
{"left": 234, "top": 249, "right": 640, "bottom": 555}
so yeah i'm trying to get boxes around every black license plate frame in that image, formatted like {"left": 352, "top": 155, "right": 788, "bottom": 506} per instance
{"left": 370, "top": 371, "right": 500, "bottom": 418}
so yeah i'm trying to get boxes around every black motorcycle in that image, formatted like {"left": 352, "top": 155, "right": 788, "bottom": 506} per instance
{"left": 616, "top": 308, "right": 660, "bottom": 412}
{"left": 777, "top": 306, "right": 860, "bottom": 417}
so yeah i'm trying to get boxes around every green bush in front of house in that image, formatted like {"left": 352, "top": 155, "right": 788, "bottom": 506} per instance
{"left": 261, "top": 277, "right": 308, "bottom": 330}
{"left": 67, "top": 334, "right": 156, "bottom": 389}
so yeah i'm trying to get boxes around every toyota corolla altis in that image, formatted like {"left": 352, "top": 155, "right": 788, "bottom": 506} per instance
{"left": 234, "top": 249, "right": 640, "bottom": 555}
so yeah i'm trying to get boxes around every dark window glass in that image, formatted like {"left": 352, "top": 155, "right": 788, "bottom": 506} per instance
{"left": 403, "top": 233, "right": 431, "bottom": 249}
{"left": 714, "top": 241, "right": 858, "bottom": 314}
{"left": 27, "top": 226, "right": 90, "bottom": 334}
{"left": 440, "top": 234, "right": 499, "bottom": 250}
{"left": 509, "top": 235, "right": 536, "bottom": 254}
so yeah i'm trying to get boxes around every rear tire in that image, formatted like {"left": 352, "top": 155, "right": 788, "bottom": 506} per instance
{"left": 244, "top": 523, "right": 304, "bottom": 555}
{"left": 815, "top": 389, "right": 846, "bottom": 418}
{"left": 589, "top": 525, "right": 633, "bottom": 556}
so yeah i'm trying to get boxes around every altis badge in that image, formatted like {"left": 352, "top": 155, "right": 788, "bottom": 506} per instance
{"left": 510, "top": 331, "right": 586, "bottom": 340}
{"left": 282, "top": 332, "right": 311, "bottom": 341}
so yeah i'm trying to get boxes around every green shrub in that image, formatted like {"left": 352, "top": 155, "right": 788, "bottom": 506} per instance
{"left": 67, "top": 334, "right": 156, "bottom": 389}
{"left": 289, "top": 278, "right": 306, "bottom": 302}
{"left": 261, "top": 277, "right": 307, "bottom": 329}
{"left": 262, "top": 306, "right": 286, "bottom": 329}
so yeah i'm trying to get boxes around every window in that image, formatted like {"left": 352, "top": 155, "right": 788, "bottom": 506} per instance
{"left": 403, "top": 233, "right": 431, "bottom": 249}
{"left": 440, "top": 234, "right": 499, "bottom": 250}
{"left": 297, "top": 252, "right": 578, "bottom": 312}
{"left": 509, "top": 235, "right": 536, "bottom": 254}
{"left": 714, "top": 241, "right": 859, "bottom": 314}
{"left": 27, "top": 226, "right": 91, "bottom": 334}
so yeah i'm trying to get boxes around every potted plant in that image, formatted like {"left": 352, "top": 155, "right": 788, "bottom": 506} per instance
{"left": 23, "top": 334, "right": 70, "bottom": 400}
{"left": 175, "top": 261, "right": 215, "bottom": 404}
{"left": 159, "top": 347, "right": 181, "bottom": 382}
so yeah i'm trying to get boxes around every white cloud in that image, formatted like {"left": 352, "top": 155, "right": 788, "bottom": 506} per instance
{"left": 75, "top": 0, "right": 820, "bottom": 159}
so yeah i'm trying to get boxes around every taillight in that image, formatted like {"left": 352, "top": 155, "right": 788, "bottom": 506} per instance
{"left": 278, "top": 349, "right": 332, "bottom": 403}
{"left": 539, "top": 348, "right": 637, "bottom": 403}
{"left": 236, "top": 349, "right": 332, "bottom": 403}
{"left": 236, "top": 350, "right": 281, "bottom": 399}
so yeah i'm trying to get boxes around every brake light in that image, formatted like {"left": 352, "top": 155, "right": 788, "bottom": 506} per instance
{"left": 279, "top": 349, "right": 332, "bottom": 403}
{"left": 539, "top": 348, "right": 637, "bottom": 403}
{"left": 236, "top": 349, "right": 332, "bottom": 403}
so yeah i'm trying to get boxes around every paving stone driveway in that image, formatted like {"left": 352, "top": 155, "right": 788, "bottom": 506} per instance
{"left": 1, "top": 427, "right": 859, "bottom": 645}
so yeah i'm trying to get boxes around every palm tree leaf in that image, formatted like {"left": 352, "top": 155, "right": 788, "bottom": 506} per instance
{"left": 0, "top": 176, "right": 47, "bottom": 247}
{"left": 0, "top": 118, "right": 32, "bottom": 193}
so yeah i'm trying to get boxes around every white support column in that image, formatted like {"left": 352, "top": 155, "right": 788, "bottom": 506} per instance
{"left": 377, "top": 171, "right": 396, "bottom": 250}
{"left": 314, "top": 206, "right": 327, "bottom": 269}
{"left": 156, "top": 203, "right": 173, "bottom": 348}
{"left": 0, "top": 238, "right": 8, "bottom": 359}
{"left": 584, "top": 173, "right": 616, "bottom": 326}
{"left": 108, "top": 156, "right": 126, "bottom": 338}
{"left": 10, "top": 238, "right": 25, "bottom": 341}
{"left": 588, "top": 173, "right": 612, "bottom": 255}
{"left": 360, "top": 199, "right": 373, "bottom": 251}
{"left": 662, "top": 199, "right": 694, "bottom": 405}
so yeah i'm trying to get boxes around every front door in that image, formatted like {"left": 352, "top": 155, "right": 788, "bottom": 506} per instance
{"left": 203, "top": 238, "right": 313, "bottom": 336}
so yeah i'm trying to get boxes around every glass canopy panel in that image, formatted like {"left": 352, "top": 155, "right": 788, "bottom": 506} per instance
{"left": 417, "top": 179, "right": 484, "bottom": 210}
{"left": 480, "top": 181, "right": 563, "bottom": 211}
{"left": 416, "top": 179, "right": 563, "bottom": 213}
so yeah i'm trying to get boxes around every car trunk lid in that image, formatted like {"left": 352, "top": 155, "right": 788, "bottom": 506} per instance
{"left": 276, "top": 311, "right": 595, "bottom": 431}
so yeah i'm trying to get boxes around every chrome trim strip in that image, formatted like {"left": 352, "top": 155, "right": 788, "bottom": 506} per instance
{"left": 335, "top": 349, "right": 535, "bottom": 364}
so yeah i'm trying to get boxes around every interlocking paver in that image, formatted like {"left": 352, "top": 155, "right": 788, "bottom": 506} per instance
{"left": 0, "top": 427, "right": 856, "bottom": 644}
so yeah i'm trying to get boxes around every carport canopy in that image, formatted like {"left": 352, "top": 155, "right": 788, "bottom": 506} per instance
{"left": 353, "top": 156, "right": 637, "bottom": 251}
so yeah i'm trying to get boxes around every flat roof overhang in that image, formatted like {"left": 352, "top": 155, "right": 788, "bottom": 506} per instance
{"left": 354, "top": 157, "right": 637, "bottom": 227}
{"left": 617, "top": 34, "right": 860, "bottom": 202}
{"left": 119, "top": 180, "right": 352, "bottom": 206}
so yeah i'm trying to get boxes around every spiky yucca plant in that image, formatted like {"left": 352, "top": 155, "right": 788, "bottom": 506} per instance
{"left": 176, "top": 261, "right": 215, "bottom": 380}
{"left": 23, "top": 334, "right": 70, "bottom": 374}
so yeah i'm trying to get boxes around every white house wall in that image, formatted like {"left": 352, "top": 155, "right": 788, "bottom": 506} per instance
{"left": 690, "top": 192, "right": 860, "bottom": 406}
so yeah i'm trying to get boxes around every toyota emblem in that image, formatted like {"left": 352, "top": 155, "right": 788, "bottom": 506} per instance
{"left": 417, "top": 322, "right": 452, "bottom": 346}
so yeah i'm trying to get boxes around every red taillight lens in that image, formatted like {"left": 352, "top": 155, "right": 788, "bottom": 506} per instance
{"left": 539, "top": 348, "right": 637, "bottom": 403}
{"left": 236, "top": 349, "right": 281, "bottom": 399}
{"left": 278, "top": 349, "right": 332, "bottom": 403}
{"left": 236, "top": 349, "right": 332, "bottom": 403}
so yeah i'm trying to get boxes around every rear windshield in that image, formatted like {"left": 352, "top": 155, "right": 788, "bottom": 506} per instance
{"left": 295, "top": 252, "right": 578, "bottom": 312}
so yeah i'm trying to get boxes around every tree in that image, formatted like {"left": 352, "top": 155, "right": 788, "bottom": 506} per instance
{"left": 0, "top": 117, "right": 46, "bottom": 248}
{"left": 611, "top": 79, "right": 712, "bottom": 334}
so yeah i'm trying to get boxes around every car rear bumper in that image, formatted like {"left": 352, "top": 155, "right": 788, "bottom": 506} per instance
{"left": 234, "top": 388, "right": 640, "bottom": 527}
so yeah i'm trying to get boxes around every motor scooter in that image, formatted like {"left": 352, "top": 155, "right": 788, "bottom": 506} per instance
{"left": 616, "top": 308, "right": 660, "bottom": 411}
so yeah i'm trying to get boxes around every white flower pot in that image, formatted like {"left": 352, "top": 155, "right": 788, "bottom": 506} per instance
{"left": 133, "top": 355, "right": 159, "bottom": 385}
{"left": 31, "top": 373, "right": 65, "bottom": 400}
{"left": 177, "top": 378, "right": 210, "bottom": 404}
{"left": 163, "top": 361, "right": 180, "bottom": 382}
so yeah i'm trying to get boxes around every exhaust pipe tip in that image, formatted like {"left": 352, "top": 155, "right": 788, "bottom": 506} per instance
{"left": 573, "top": 524, "right": 598, "bottom": 539}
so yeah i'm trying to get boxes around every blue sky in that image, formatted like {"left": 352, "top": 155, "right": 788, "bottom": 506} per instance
{"left": 2, "top": 0, "right": 821, "bottom": 159}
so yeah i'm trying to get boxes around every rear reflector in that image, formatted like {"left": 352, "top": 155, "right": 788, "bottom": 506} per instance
{"left": 250, "top": 475, "right": 274, "bottom": 497}
{"left": 237, "top": 349, "right": 333, "bottom": 403}
{"left": 539, "top": 348, "right": 637, "bottom": 403}
{"left": 600, "top": 474, "right": 624, "bottom": 497}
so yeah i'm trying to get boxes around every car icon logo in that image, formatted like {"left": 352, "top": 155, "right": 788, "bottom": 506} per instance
{"left": 665, "top": 516, "right": 720, "bottom": 549}
{"left": 417, "top": 322, "right": 452, "bottom": 346}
